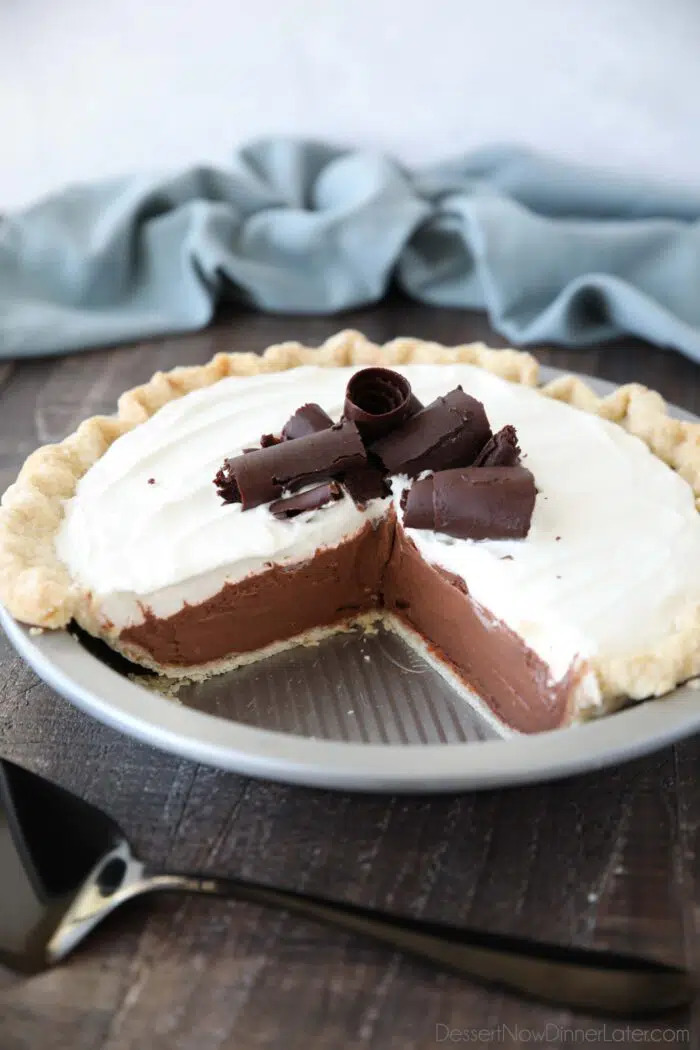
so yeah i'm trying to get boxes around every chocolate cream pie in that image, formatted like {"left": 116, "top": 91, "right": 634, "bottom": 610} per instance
{"left": 2, "top": 331, "right": 700, "bottom": 735}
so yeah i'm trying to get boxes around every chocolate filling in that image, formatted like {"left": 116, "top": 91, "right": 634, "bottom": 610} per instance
{"left": 120, "top": 513, "right": 578, "bottom": 733}
{"left": 382, "top": 530, "right": 573, "bottom": 733}
{"left": 122, "top": 520, "right": 393, "bottom": 670}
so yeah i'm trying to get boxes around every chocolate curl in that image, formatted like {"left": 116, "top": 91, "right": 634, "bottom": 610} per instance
{"left": 343, "top": 466, "right": 391, "bottom": 508}
{"left": 270, "top": 481, "right": 343, "bottom": 519}
{"left": 214, "top": 420, "right": 367, "bottom": 509}
{"left": 402, "top": 466, "right": 536, "bottom": 540}
{"left": 244, "top": 434, "right": 280, "bottom": 452}
{"left": 473, "top": 425, "right": 521, "bottom": 467}
{"left": 399, "top": 480, "right": 433, "bottom": 529}
{"left": 282, "top": 403, "right": 334, "bottom": 441}
{"left": 343, "top": 367, "right": 422, "bottom": 441}
{"left": 371, "top": 388, "right": 492, "bottom": 478}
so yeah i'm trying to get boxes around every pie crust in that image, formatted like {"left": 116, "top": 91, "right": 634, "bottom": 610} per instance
{"left": 2, "top": 329, "right": 700, "bottom": 710}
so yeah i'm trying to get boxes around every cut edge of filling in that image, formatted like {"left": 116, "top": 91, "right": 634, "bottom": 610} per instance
{"left": 98, "top": 513, "right": 599, "bottom": 734}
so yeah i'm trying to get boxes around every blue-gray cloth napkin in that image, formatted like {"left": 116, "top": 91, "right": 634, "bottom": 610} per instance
{"left": 2, "top": 139, "right": 700, "bottom": 360}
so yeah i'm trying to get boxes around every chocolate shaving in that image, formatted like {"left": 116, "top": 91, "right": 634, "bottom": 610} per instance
{"left": 402, "top": 466, "right": 536, "bottom": 540}
{"left": 371, "top": 387, "right": 492, "bottom": 478}
{"left": 399, "top": 483, "right": 433, "bottom": 530}
{"left": 343, "top": 466, "right": 391, "bottom": 507}
{"left": 282, "top": 403, "right": 334, "bottom": 441}
{"left": 260, "top": 433, "right": 281, "bottom": 448}
{"left": 343, "top": 367, "right": 422, "bottom": 441}
{"left": 270, "top": 481, "right": 343, "bottom": 519}
{"left": 214, "top": 420, "right": 367, "bottom": 509}
{"left": 472, "top": 425, "right": 521, "bottom": 468}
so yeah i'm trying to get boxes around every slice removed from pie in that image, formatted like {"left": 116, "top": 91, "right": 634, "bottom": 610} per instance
{"left": 2, "top": 330, "right": 700, "bottom": 735}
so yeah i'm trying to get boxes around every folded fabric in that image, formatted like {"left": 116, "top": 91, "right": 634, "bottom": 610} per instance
{"left": 2, "top": 138, "right": 700, "bottom": 361}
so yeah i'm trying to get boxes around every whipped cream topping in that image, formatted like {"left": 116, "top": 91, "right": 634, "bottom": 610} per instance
{"left": 56, "top": 364, "right": 700, "bottom": 689}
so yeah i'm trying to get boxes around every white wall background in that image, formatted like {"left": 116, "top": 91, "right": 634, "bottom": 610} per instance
{"left": 1, "top": 0, "right": 699, "bottom": 211}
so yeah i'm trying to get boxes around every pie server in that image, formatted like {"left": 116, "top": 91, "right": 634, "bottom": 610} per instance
{"left": 0, "top": 757, "right": 692, "bottom": 1016}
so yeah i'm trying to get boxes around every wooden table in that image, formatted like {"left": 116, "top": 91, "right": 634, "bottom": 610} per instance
{"left": 1, "top": 302, "right": 698, "bottom": 1049}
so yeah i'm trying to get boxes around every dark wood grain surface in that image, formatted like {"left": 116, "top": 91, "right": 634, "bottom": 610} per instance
{"left": 0, "top": 301, "right": 698, "bottom": 1049}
